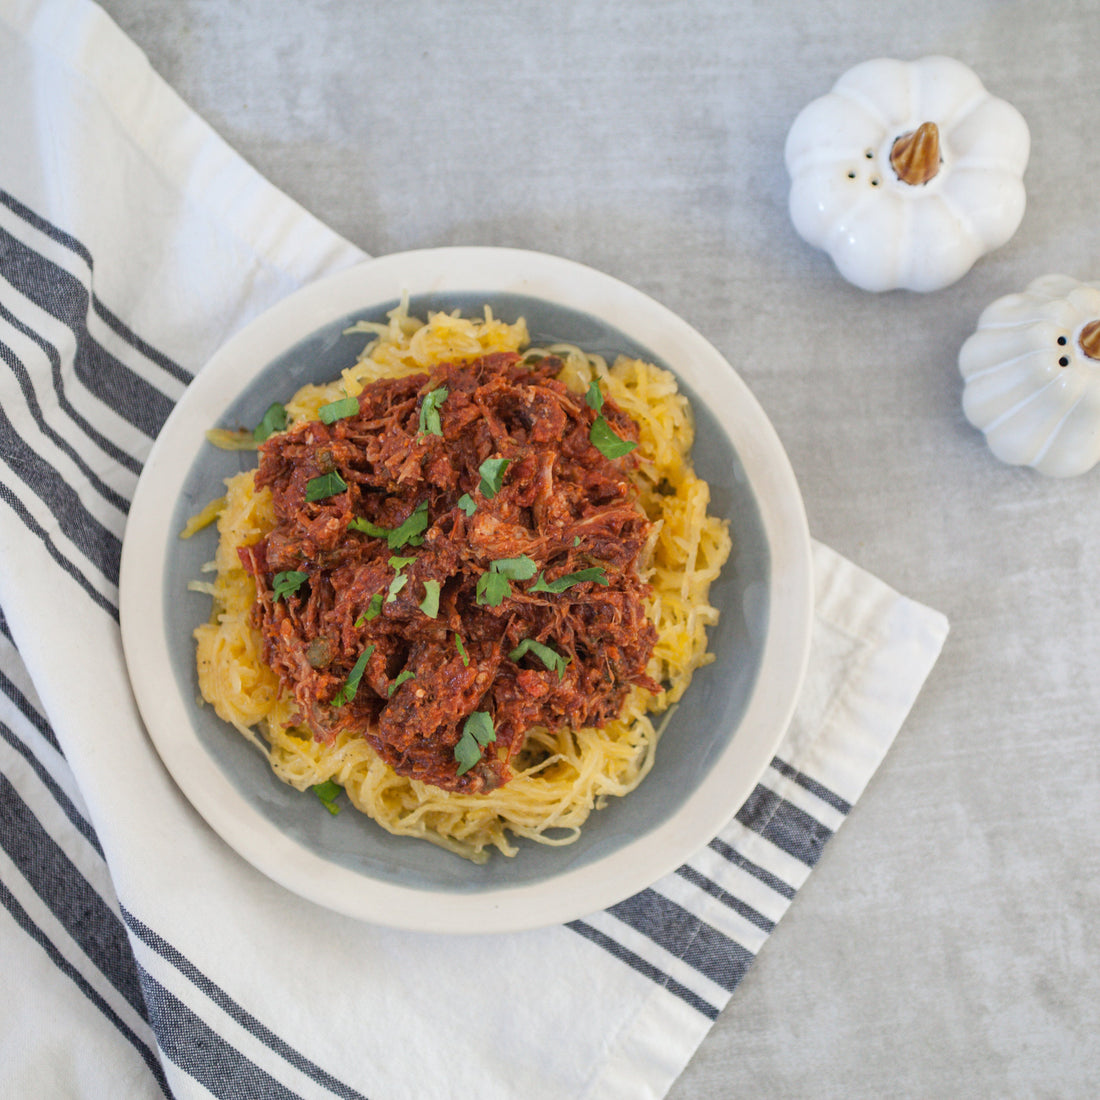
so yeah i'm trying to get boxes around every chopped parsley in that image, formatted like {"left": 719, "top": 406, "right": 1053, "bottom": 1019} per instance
{"left": 330, "top": 644, "right": 375, "bottom": 707}
{"left": 418, "top": 386, "right": 449, "bottom": 436}
{"left": 590, "top": 416, "right": 638, "bottom": 459}
{"left": 492, "top": 556, "right": 538, "bottom": 580}
{"left": 475, "top": 571, "right": 510, "bottom": 607}
{"left": 349, "top": 500, "right": 429, "bottom": 548}
{"left": 348, "top": 517, "right": 387, "bottom": 538}
{"left": 584, "top": 379, "right": 637, "bottom": 459}
{"left": 319, "top": 395, "right": 359, "bottom": 424}
{"left": 388, "top": 669, "right": 416, "bottom": 697}
{"left": 584, "top": 378, "right": 605, "bottom": 415}
{"left": 454, "top": 711, "right": 496, "bottom": 776}
{"left": 419, "top": 578, "right": 441, "bottom": 618}
{"left": 355, "top": 593, "right": 384, "bottom": 626}
{"left": 477, "top": 457, "right": 510, "bottom": 498}
{"left": 305, "top": 470, "right": 348, "bottom": 502}
{"left": 272, "top": 570, "right": 307, "bottom": 601}
{"left": 312, "top": 780, "right": 343, "bottom": 815}
{"left": 386, "top": 555, "right": 415, "bottom": 605}
{"left": 253, "top": 402, "right": 288, "bottom": 442}
{"left": 475, "top": 555, "right": 538, "bottom": 607}
{"left": 454, "top": 633, "right": 469, "bottom": 667}
{"left": 457, "top": 493, "right": 477, "bottom": 517}
{"left": 509, "top": 637, "right": 569, "bottom": 679}
{"left": 531, "top": 566, "right": 609, "bottom": 594}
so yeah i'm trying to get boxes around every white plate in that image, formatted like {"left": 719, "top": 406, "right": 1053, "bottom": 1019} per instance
{"left": 120, "top": 247, "right": 812, "bottom": 933}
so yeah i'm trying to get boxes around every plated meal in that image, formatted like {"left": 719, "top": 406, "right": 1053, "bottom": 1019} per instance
{"left": 119, "top": 247, "right": 811, "bottom": 931}
{"left": 188, "top": 301, "right": 730, "bottom": 861}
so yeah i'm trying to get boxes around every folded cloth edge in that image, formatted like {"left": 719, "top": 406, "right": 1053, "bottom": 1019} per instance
{"left": 573, "top": 539, "right": 948, "bottom": 1100}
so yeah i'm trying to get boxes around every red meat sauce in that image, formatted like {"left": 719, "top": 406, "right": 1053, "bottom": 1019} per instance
{"left": 238, "top": 351, "right": 659, "bottom": 794}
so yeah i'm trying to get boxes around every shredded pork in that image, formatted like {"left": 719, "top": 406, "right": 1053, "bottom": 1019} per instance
{"left": 239, "top": 352, "right": 658, "bottom": 793}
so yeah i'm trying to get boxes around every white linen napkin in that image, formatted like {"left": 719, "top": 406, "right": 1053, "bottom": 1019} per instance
{"left": 0, "top": 1, "right": 949, "bottom": 1097}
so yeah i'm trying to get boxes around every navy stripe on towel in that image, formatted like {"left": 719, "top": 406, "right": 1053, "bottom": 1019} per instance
{"left": 736, "top": 785, "right": 833, "bottom": 867}
{"left": 0, "top": 716, "right": 103, "bottom": 859}
{"left": 567, "top": 918, "right": 720, "bottom": 1020}
{"left": 0, "top": 392, "right": 123, "bottom": 587}
{"left": 0, "top": 774, "right": 146, "bottom": 1018}
{"left": 138, "top": 966, "right": 306, "bottom": 1100}
{"left": 0, "top": 224, "right": 175, "bottom": 438}
{"left": 608, "top": 888, "right": 755, "bottom": 994}
{"left": 707, "top": 835, "right": 797, "bottom": 900}
{"left": 770, "top": 756, "right": 853, "bottom": 815}
{"left": 675, "top": 864, "right": 775, "bottom": 934}
{"left": 0, "top": 655, "right": 61, "bottom": 755}
{"left": 0, "top": 878, "right": 171, "bottom": 1098}
{"left": 0, "top": 295, "right": 143, "bottom": 482}
{"left": 0, "top": 481, "right": 118, "bottom": 619}
{"left": 124, "top": 907, "right": 370, "bottom": 1100}
{"left": 0, "top": 186, "right": 191, "bottom": 386}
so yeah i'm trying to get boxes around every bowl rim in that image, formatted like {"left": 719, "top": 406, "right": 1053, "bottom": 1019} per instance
{"left": 120, "top": 246, "right": 813, "bottom": 932}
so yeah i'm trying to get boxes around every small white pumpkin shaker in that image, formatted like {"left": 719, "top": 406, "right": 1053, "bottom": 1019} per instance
{"left": 960, "top": 275, "right": 1100, "bottom": 477}
{"left": 785, "top": 56, "right": 1030, "bottom": 292}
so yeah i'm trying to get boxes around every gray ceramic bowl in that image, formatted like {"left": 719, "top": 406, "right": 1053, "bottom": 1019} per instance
{"left": 121, "top": 248, "right": 812, "bottom": 932}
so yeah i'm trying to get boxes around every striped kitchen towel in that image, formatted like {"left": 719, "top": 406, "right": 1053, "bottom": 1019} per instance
{"left": 0, "top": 1, "right": 949, "bottom": 1098}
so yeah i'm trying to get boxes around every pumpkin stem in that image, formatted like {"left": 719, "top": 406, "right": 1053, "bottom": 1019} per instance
{"left": 1080, "top": 320, "right": 1100, "bottom": 361}
{"left": 890, "top": 122, "right": 941, "bottom": 186}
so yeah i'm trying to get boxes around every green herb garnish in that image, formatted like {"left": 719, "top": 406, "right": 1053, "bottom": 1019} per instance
{"left": 590, "top": 416, "right": 638, "bottom": 459}
{"left": 312, "top": 780, "right": 343, "bottom": 815}
{"left": 349, "top": 500, "right": 429, "bottom": 548}
{"left": 331, "top": 644, "right": 375, "bottom": 707}
{"left": 386, "top": 573, "right": 408, "bottom": 603}
{"left": 419, "top": 579, "right": 441, "bottom": 618}
{"left": 584, "top": 379, "right": 637, "bottom": 459}
{"left": 454, "top": 711, "right": 496, "bottom": 776}
{"left": 509, "top": 638, "right": 569, "bottom": 679}
{"left": 355, "top": 593, "right": 384, "bottom": 626}
{"left": 457, "top": 493, "right": 477, "bottom": 517}
{"left": 477, "top": 457, "right": 510, "bottom": 499}
{"left": 475, "top": 555, "right": 538, "bottom": 607}
{"left": 272, "top": 570, "right": 308, "bottom": 601}
{"left": 584, "top": 379, "right": 605, "bottom": 415}
{"left": 530, "top": 566, "right": 609, "bottom": 594}
{"left": 319, "top": 395, "right": 359, "bottom": 424}
{"left": 253, "top": 402, "right": 288, "bottom": 442}
{"left": 454, "top": 633, "right": 469, "bottom": 667}
{"left": 492, "top": 556, "right": 538, "bottom": 580}
{"left": 388, "top": 669, "right": 416, "bottom": 697}
{"left": 305, "top": 470, "right": 348, "bottom": 502}
{"left": 475, "top": 572, "right": 510, "bottom": 607}
{"left": 418, "top": 386, "right": 449, "bottom": 436}
{"left": 389, "top": 554, "right": 416, "bottom": 571}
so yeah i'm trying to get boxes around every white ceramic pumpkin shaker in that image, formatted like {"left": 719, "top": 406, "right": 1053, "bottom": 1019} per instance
{"left": 784, "top": 55, "right": 1030, "bottom": 292}
{"left": 959, "top": 276, "right": 1100, "bottom": 477}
